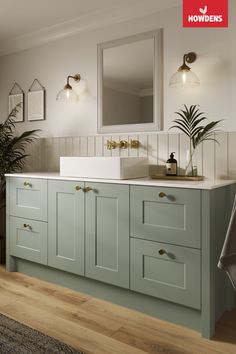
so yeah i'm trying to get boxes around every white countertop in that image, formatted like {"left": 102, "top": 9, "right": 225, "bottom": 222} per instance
{"left": 5, "top": 172, "right": 236, "bottom": 190}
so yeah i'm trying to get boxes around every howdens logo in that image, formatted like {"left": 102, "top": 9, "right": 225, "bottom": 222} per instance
{"left": 183, "top": 0, "right": 228, "bottom": 28}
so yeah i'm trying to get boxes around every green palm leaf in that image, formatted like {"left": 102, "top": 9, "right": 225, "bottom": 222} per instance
{"left": 0, "top": 104, "right": 40, "bottom": 208}
{"left": 170, "top": 105, "right": 222, "bottom": 150}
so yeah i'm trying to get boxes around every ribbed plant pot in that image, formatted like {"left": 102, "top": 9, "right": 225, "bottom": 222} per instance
{"left": 0, "top": 236, "right": 6, "bottom": 264}
{"left": 0, "top": 206, "right": 6, "bottom": 264}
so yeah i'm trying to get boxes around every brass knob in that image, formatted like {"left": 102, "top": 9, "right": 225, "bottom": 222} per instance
{"left": 23, "top": 224, "right": 32, "bottom": 230}
{"left": 24, "top": 181, "right": 32, "bottom": 187}
{"left": 158, "top": 249, "right": 166, "bottom": 256}
{"left": 83, "top": 186, "right": 93, "bottom": 192}
{"left": 75, "top": 185, "right": 81, "bottom": 191}
{"left": 159, "top": 192, "right": 166, "bottom": 198}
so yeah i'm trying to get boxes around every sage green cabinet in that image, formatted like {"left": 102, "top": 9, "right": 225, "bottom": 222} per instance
{"left": 130, "top": 185, "right": 201, "bottom": 248}
{"left": 9, "top": 216, "right": 47, "bottom": 265}
{"left": 85, "top": 183, "right": 129, "bottom": 288}
{"left": 48, "top": 181, "right": 129, "bottom": 284}
{"left": 6, "top": 175, "right": 235, "bottom": 339}
{"left": 9, "top": 177, "right": 47, "bottom": 221}
{"left": 48, "top": 180, "right": 85, "bottom": 275}
{"left": 130, "top": 238, "right": 201, "bottom": 309}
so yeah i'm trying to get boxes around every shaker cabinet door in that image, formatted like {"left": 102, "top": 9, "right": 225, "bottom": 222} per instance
{"left": 85, "top": 183, "right": 129, "bottom": 288}
{"left": 48, "top": 180, "right": 85, "bottom": 275}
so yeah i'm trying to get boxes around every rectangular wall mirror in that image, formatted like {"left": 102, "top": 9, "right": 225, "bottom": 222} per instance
{"left": 97, "top": 29, "right": 163, "bottom": 133}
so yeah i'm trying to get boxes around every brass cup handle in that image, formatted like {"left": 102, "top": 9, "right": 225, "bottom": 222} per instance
{"left": 158, "top": 249, "right": 166, "bottom": 256}
{"left": 83, "top": 186, "right": 93, "bottom": 192}
{"left": 23, "top": 223, "right": 32, "bottom": 230}
{"left": 159, "top": 192, "right": 166, "bottom": 198}
{"left": 24, "top": 181, "right": 32, "bottom": 187}
{"left": 75, "top": 185, "right": 82, "bottom": 191}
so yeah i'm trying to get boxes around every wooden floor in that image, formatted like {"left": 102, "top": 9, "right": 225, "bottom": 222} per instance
{"left": 0, "top": 266, "right": 235, "bottom": 354}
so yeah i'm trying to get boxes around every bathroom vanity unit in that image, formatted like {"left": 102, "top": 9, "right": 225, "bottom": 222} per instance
{"left": 5, "top": 173, "right": 236, "bottom": 338}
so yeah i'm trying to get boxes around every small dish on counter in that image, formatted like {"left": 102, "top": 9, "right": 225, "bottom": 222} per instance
{"left": 151, "top": 174, "right": 204, "bottom": 181}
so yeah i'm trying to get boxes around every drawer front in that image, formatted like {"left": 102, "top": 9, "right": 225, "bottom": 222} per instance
{"left": 9, "top": 177, "right": 47, "bottom": 221}
{"left": 130, "top": 238, "right": 201, "bottom": 309}
{"left": 9, "top": 217, "right": 47, "bottom": 265}
{"left": 130, "top": 186, "right": 201, "bottom": 248}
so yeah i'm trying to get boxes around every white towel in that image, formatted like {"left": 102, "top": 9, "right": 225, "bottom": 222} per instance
{"left": 218, "top": 194, "right": 236, "bottom": 291}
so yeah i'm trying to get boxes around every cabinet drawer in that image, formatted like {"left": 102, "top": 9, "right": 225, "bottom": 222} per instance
{"left": 130, "top": 186, "right": 201, "bottom": 248}
{"left": 130, "top": 238, "right": 201, "bottom": 309}
{"left": 9, "top": 177, "right": 47, "bottom": 221}
{"left": 9, "top": 217, "right": 47, "bottom": 265}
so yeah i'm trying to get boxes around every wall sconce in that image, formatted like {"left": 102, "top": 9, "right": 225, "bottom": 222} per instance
{"left": 56, "top": 74, "right": 81, "bottom": 101}
{"left": 169, "top": 52, "right": 200, "bottom": 87}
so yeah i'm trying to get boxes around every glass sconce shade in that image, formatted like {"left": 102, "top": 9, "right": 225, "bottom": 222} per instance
{"left": 56, "top": 74, "right": 81, "bottom": 101}
{"left": 169, "top": 69, "right": 200, "bottom": 87}
{"left": 169, "top": 52, "right": 200, "bottom": 88}
{"left": 56, "top": 86, "right": 78, "bottom": 101}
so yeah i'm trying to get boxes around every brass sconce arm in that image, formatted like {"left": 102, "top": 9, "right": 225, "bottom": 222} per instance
{"left": 64, "top": 74, "right": 81, "bottom": 89}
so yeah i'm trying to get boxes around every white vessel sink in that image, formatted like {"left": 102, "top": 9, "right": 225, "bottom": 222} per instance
{"left": 60, "top": 156, "right": 149, "bottom": 179}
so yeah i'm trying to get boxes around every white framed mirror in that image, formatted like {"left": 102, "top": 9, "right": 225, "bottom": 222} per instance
{"left": 97, "top": 29, "right": 163, "bottom": 133}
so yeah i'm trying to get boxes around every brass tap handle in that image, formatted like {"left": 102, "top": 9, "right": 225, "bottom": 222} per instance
{"left": 119, "top": 140, "right": 129, "bottom": 149}
{"left": 24, "top": 181, "right": 32, "bottom": 187}
{"left": 158, "top": 249, "right": 166, "bottom": 256}
{"left": 75, "top": 185, "right": 82, "bottom": 191}
{"left": 159, "top": 192, "right": 166, "bottom": 198}
{"left": 83, "top": 186, "right": 93, "bottom": 192}
{"left": 105, "top": 140, "right": 118, "bottom": 150}
{"left": 129, "top": 140, "right": 140, "bottom": 149}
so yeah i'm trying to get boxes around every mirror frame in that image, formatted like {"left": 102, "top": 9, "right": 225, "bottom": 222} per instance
{"left": 97, "top": 29, "right": 163, "bottom": 134}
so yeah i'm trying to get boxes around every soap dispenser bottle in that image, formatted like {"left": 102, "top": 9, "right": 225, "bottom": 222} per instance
{"left": 166, "top": 152, "right": 177, "bottom": 176}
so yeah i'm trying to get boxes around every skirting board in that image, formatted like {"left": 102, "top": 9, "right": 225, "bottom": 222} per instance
{"left": 14, "top": 258, "right": 201, "bottom": 332}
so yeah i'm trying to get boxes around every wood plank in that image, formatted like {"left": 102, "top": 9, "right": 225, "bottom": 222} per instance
{"left": 1, "top": 301, "right": 146, "bottom": 354}
{"left": 0, "top": 266, "right": 235, "bottom": 354}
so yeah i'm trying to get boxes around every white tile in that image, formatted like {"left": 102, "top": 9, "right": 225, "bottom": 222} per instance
{"left": 59, "top": 138, "right": 66, "bottom": 158}
{"left": 147, "top": 134, "right": 158, "bottom": 175}
{"left": 72, "top": 137, "right": 80, "bottom": 156}
{"left": 95, "top": 136, "right": 103, "bottom": 156}
{"left": 65, "top": 137, "right": 73, "bottom": 156}
{"left": 215, "top": 132, "right": 228, "bottom": 179}
{"left": 138, "top": 134, "right": 148, "bottom": 158}
{"left": 202, "top": 140, "right": 215, "bottom": 180}
{"left": 228, "top": 132, "right": 236, "bottom": 179}
{"left": 157, "top": 133, "right": 168, "bottom": 175}
{"left": 80, "top": 136, "right": 88, "bottom": 156}
{"left": 88, "top": 136, "right": 95, "bottom": 156}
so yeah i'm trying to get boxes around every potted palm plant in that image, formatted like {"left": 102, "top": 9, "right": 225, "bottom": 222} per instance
{"left": 170, "top": 105, "right": 221, "bottom": 176}
{"left": 0, "top": 104, "right": 39, "bottom": 262}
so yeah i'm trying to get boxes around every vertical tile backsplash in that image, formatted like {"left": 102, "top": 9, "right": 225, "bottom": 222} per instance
{"left": 24, "top": 132, "right": 236, "bottom": 180}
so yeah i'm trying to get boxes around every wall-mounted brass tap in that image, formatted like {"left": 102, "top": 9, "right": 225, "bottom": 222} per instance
{"left": 105, "top": 139, "right": 140, "bottom": 150}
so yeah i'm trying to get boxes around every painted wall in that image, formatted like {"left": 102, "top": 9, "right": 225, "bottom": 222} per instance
{"left": 0, "top": 1, "right": 235, "bottom": 138}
